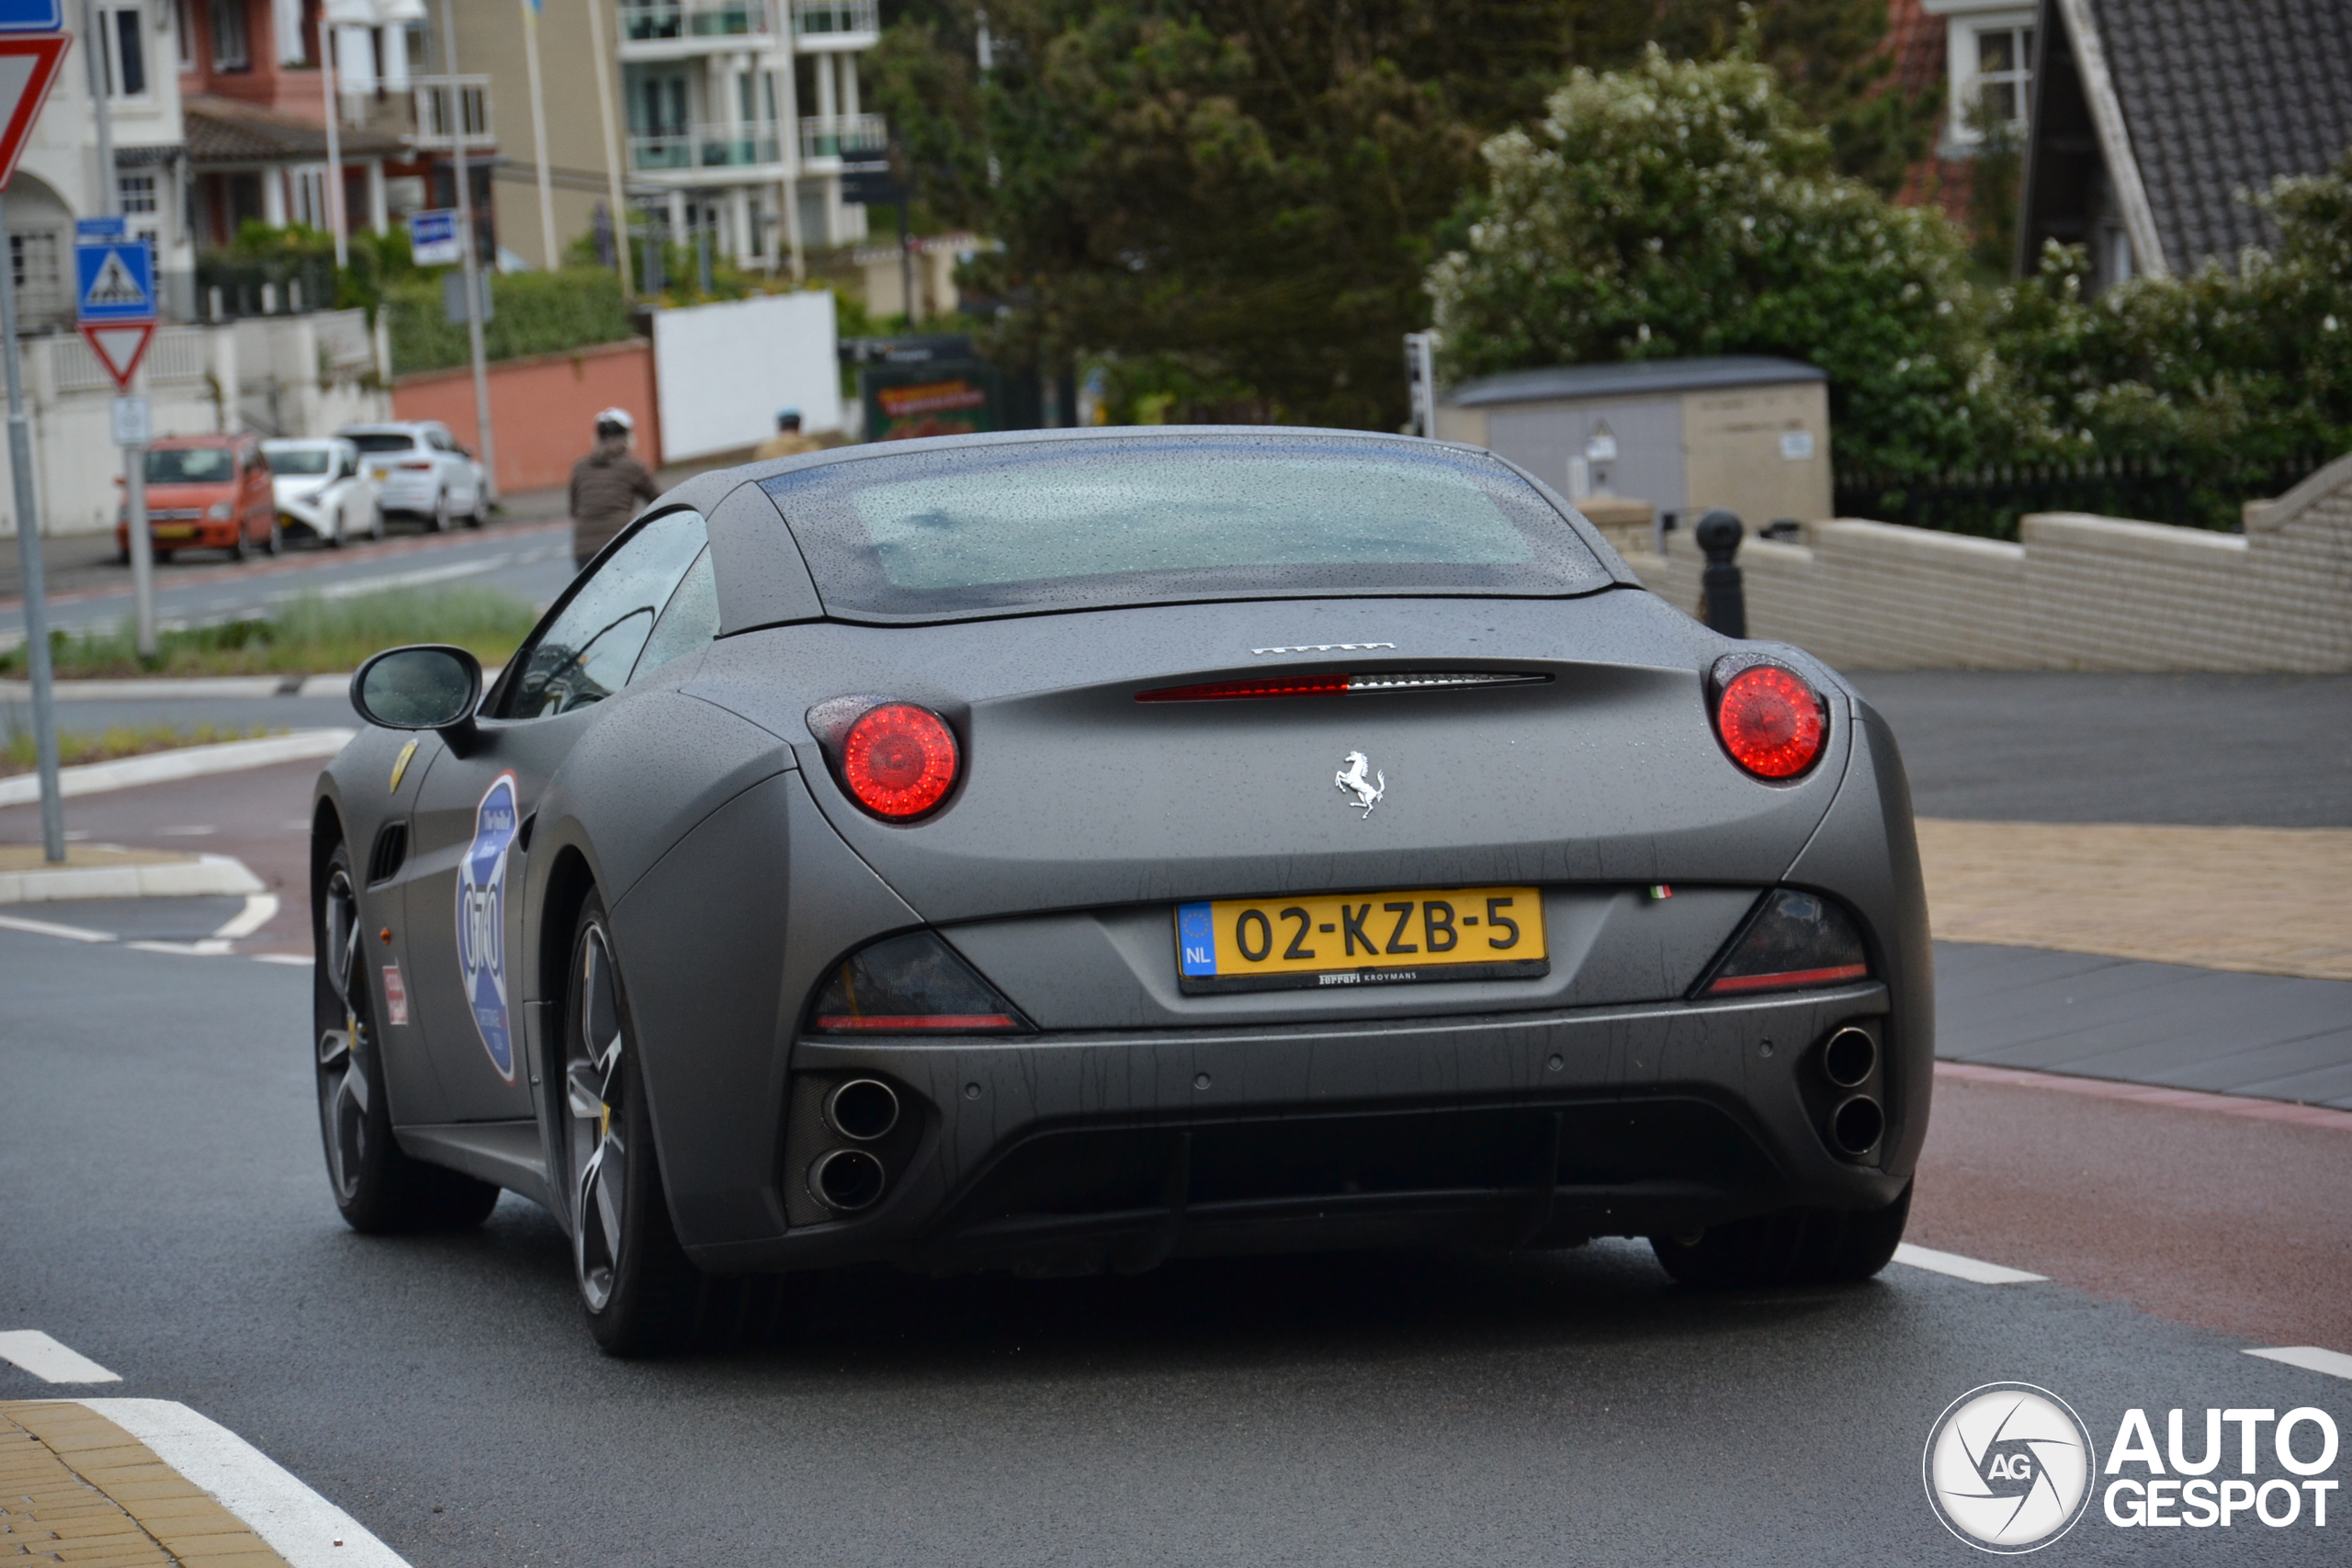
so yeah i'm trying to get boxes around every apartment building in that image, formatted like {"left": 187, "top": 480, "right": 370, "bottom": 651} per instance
{"left": 450, "top": 0, "right": 883, "bottom": 275}
{"left": 175, "top": 0, "right": 495, "bottom": 254}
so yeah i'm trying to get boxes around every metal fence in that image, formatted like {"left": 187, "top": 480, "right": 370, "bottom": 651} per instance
{"left": 194, "top": 254, "right": 339, "bottom": 322}
{"left": 1833, "top": 454, "right": 2330, "bottom": 538}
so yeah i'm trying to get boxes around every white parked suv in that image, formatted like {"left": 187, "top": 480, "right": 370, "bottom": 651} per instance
{"left": 262, "top": 437, "right": 382, "bottom": 547}
{"left": 336, "top": 421, "right": 488, "bottom": 532}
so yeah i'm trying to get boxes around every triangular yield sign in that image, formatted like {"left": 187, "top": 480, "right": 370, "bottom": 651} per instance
{"left": 0, "top": 35, "right": 68, "bottom": 192}
{"left": 80, "top": 321, "right": 153, "bottom": 391}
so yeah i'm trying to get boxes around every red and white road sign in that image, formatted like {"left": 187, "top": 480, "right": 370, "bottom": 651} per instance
{"left": 0, "top": 33, "right": 67, "bottom": 191}
{"left": 79, "top": 320, "right": 153, "bottom": 390}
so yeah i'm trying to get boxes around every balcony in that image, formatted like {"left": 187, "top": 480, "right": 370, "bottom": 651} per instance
{"left": 411, "top": 76, "right": 492, "bottom": 149}
{"left": 618, "top": 0, "right": 780, "bottom": 59}
{"left": 791, "top": 0, "right": 877, "bottom": 50}
{"left": 797, "top": 112, "right": 886, "bottom": 162}
{"left": 629, "top": 122, "right": 787, "bottom": 175}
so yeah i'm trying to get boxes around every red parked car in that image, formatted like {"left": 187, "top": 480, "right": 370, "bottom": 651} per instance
{"left": 116, "top": 434, "right": 278, "bottom": 563}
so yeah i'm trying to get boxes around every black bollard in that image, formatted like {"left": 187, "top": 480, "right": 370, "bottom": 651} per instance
{"left": 1695, "top": 508, "right": 1747, "bottom": 638}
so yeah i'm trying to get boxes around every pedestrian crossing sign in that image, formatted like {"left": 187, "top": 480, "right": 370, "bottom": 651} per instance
{"left": 74, "top": 233, "right": 155, "bottom": 323}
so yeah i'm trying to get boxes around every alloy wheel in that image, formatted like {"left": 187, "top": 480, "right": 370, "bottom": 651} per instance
{"left": 567, "top": 921, "right": 629, "bottom": 1313}
{"left": 317, "top": 864, "right": 370, "bottom": 1204}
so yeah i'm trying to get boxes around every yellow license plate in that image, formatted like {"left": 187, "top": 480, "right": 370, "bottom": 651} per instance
{"left": 1176, "top": 886, "right": 1547, "bottom": 994}
{"left": 153, "top": 525, "right": 195, "bottom": 539}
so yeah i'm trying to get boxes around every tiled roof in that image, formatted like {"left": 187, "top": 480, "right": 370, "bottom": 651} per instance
{"left": 2086, "top": 0, "right": 2352, "bottom": 268}
{"left": 1885, "top": 0, "right": 1949, "bottom": 100}
{"left": 182, "top": 95, "right": 408, "bottom": 165}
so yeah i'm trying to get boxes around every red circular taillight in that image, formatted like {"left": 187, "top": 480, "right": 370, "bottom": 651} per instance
{"left": 841, "top": 704, "right": 960, "bottom": 818}
{"left": 1714, "top": 665, "right": 1826, "bottom": 779}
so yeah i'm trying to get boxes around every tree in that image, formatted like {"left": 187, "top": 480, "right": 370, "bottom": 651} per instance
{"left": 867, "top": 1, "right": 1656, "bottom": 428}
{"left": 1427, "top": 49, "right": 1976, "bottom": 476}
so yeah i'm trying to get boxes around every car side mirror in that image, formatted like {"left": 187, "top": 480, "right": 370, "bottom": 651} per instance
{"left": 351, "top": 644, "right": 484, "bottom": 751}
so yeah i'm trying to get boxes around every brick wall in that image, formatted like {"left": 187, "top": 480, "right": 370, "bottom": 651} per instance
{"left": 392, "top": 340, "right": 662, "bottom": 498}
{"left": 1615, "top": 451, "right": 2352, "bottom": 671}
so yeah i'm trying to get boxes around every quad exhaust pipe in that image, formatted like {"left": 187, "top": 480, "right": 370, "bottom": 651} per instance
{"left": 1828, "top": 1094, "right": 1884, "bottom": 1157}
{"left": 808, "top": 1147, "right": 888, "bottom": 1213}
{"left": 825, "top": 1077, "right": 900, "bottom": 1142}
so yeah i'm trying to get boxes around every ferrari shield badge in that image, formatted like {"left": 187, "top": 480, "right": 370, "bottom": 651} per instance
{"left": 456, "top": 772, "right": 520, "bottom": 1080}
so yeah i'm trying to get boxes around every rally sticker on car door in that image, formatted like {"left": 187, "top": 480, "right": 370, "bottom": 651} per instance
{"left": 456, "top": 773, "right": 519, "bottom": 1080}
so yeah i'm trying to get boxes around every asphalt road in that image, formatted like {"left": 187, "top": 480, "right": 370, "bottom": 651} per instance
{"left": 1854, "top": 671, "right": 2352, "bottom": 827}
{"left": 2, "top": 930, "right": 2346, "bottom": 1566}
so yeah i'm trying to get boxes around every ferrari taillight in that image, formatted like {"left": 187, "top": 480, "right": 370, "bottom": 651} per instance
{"left": 1712, "top": 662, "right": 1826, "bottom": 779}
{"left": 840, "top": 703, "right": 959, "bottom": 819}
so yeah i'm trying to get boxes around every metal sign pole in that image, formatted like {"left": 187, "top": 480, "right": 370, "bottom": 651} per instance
{"left": 82, "top": 0, "right": 152, "bottom": 654}
{"left": 439, "top": 0, "right": 497, "bottom": 505}
{"left": 1, "top": 186, "right": 65, "bottom": 863}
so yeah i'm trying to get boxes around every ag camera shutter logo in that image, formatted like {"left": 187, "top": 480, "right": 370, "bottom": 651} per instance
{"left": 1923, "top": 1382, "right": 2097, "bottom": 1552}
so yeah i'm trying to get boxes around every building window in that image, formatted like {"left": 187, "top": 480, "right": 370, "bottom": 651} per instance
{"left": 1972, "top": 24, "right": 2034, "bottom": 128}
{"left": 213, "top": 0, "right": 250, "bottom": 71}
{"left": 100, "top": 5, "right": 147, "bottom": 96}
{"left": 9, "top": 231, "right": 63, "bottom": 320}
{"left": 174, "top": 0, "right": 192, "bottom": 70}
{"left": 119, "top": 173, "right": 158, "bottom": 213}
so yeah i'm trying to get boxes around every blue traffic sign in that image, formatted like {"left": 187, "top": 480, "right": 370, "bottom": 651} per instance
{"left": 408, "top": 208, "right": 460, "bottom": 266}
{"left": 0, "top": 3, "right": 62, "bottom": 34}
{"left": 74, "top": 234, "right": 155, "bottom": 324}
{"left": 74, "top": 216, "right": 124, "bottom": 241}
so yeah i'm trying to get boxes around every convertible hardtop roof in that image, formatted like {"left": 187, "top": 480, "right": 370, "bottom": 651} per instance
{"left": 653, "top": 425, "right": 1641, "bottom": 635}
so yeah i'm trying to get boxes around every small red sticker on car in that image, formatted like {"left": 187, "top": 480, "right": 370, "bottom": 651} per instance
{"left": 382, "top": 963, "right": 409, "bottom": 1025}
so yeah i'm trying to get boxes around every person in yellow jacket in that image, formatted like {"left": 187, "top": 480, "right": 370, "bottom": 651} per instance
{"left": 752, "top": 407, "right": 824, "bottom": 462}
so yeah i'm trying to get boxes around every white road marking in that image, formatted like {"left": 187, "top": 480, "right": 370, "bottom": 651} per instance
{"left": 212, "top": 894, "right": 281, "bottom": 940}
{"left": 0, "top": 1331, "right": 122, "bottom": 1382}
{"left": 127, "top": 939, "right": 234, "bottom": 956}
{"left": 1892, "top": 1243, "right": 2049, "bottom": 1284}
{"left": 76, "top": 1398, "right": 413, "bottom": 1568}
{"left": 2246, "top": 1346, "right": 2352, "bottom": 1381}
{"left": 156, "top": 824, "right": 218, "bottom": 836}
{"left": 252, "top": 953, "right": 311, "bottom": 966}
{"left": 274, "top": 555, "right": 509, "bottom": 602}
{"left": 0, "top": 911, "right": 116, "bottom": 942}
{"left": 0, "top": 731, "right": 353, "bottom": 807}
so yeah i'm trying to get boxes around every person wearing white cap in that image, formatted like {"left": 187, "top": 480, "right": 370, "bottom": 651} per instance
{"left": 568, "top": 407, "right": 659, "bottom": 569}
{"left": 753, "top": 406, "right": 823, "bottom": 462}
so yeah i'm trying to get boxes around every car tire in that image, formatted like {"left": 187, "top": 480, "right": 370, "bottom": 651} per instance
{"left": 225, "top": 529, "right": 244, "bottom": 562}
{"left": 155, "top": 548, "right": 174, "bottom": 563}
{"left": 561, "top": 891, "right": 704, "bottom": 1356}
{"left": 315, "top": 842, "right": 502, "bottom": 1233}
{"left": 368, "top": 502, "right": 385, "bottom": 541}
{"left": 1648, "top": 1184, "right": 1911, "bottom": 1288}
{"left": 467, "top": 489, "right": 487, "bottom": 528}
{"left": 263, "top": 517, "right": 282, "bottom": 556}
{"left": 115, "top": 543, "right": 130, "bottom": 566}
{"left": 428, "top": 491, "right": 448, "bottom": 533}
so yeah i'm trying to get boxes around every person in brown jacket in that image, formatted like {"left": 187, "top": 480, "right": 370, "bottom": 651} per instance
{"left": 569, "top": 408, "right": 660, "bottom": 570}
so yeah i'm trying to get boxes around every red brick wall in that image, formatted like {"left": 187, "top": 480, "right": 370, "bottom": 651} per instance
{"left": 392, "top": 340, "right": 662, "bottom": 497}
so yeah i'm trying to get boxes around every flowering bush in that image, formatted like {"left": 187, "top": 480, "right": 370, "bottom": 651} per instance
{"left": 1428, "top": 50, "right": 1977, "bottom": 477}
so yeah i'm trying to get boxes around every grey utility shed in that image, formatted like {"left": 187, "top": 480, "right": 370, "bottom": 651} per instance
{"left": 1434, "top": 356, "right": 1833, "bottom": 525}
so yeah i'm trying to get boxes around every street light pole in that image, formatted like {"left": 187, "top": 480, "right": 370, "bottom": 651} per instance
{"left": 522, "top": 0, "right": 558, "bottom": 267}
{"left": 438, "top": 0, "right": 497, "bottom": 504}
{"left": 84, "top": 0, "right": 154, "bottom": 658}
{"left": 1, "top": 188, "right": 66, "bottom": 863}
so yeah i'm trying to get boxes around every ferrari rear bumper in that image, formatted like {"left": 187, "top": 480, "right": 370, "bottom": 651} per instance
{"left": 689, "top": 981, "right": 1914, "bottom": 1276}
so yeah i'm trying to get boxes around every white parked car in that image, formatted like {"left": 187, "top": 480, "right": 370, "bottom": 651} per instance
{"left": 336, "top": 421, "right": 489, "bottom": 532}
{"left": 262, "top": 437, "right": 381, "bottom": 547}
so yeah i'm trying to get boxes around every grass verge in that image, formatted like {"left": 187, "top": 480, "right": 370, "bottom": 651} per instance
{"left": 0, "top": 586, "right": 539, "bottom": 679}
{"left": 2, "top": 722, "right": 283, "bottom": 776}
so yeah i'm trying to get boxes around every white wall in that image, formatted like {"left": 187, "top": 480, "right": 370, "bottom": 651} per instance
{"left": 651, "top": 291, "right": 841, "bottom": 461}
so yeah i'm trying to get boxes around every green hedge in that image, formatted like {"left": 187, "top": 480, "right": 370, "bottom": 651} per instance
{"left": 386, "top": 267, "right": 637, "bottom": 375}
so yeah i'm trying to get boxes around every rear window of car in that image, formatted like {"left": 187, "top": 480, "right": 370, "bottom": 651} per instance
{"left": 346, "top": 433, "right": 419, "bottom": 453}
{"left": 757, "top": 434, "right": 1609, "bottom": 621}
{"left": 266, "top": 447, "right": 332, "bottom": 475}
{"left": 145, "top": 447, "right": 236, "bottom": 484}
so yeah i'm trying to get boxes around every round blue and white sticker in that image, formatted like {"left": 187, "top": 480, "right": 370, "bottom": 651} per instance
{"left": 456, "top": 772, "right": 519, "bottom": 1081}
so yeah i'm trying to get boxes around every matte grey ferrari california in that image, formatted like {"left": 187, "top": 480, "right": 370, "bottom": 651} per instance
{"left": 312, "top": 427, "right": 1930, "bottom": 1355}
